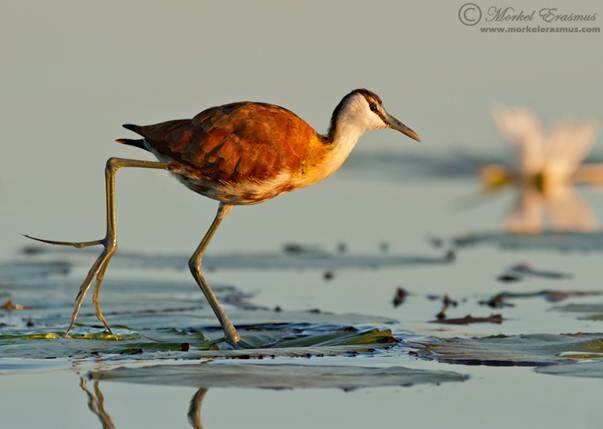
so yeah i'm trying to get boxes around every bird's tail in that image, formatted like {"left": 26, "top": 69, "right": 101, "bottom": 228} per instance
{"left": 115, "top": 137, "right": 146, "bottom": 150}
{"left": 115, "top": 124, "right": 147, "bottom": 150}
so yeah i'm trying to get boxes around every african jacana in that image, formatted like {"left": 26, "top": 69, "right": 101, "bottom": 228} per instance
{"left": 26, "top": 89, "right": 420, "bottom": 344}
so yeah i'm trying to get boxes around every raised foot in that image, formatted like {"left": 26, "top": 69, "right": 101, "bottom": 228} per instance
{"left": 22, "top": 234, "right": 104, "bottom": 249}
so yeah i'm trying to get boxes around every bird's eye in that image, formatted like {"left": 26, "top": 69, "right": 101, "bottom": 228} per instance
{"left": 369, "top": 103, "right": 379, "bottom": 113}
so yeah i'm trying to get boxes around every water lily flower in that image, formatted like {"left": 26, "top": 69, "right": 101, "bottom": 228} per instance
{"left": 480, "top": 107, "right": 601, "bottom": 233}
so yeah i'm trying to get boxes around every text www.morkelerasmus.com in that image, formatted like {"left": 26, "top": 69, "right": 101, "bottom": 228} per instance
{"left": 480, "top": 25, "right": 600, "bottom": 33}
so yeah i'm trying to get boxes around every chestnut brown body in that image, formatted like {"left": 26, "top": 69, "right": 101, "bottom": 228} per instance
{"left": 120, "top": 102, "right": 331, "bottom": 204}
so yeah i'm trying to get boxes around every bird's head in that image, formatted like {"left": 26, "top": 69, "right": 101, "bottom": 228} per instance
{"left": 328, "top": 88, "right": 421, "bottom": 143}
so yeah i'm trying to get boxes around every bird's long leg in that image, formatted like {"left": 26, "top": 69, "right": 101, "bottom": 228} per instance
{"left": 26, "top": 157, "right": 168, "bottom": 335}
{"left": 189, "top": 203, "right": 240, "bottom": 344}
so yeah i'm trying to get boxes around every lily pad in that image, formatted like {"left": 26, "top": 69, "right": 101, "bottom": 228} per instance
{"left": 552, "top": 303, "right": 603, "bottom": 321}
{"left": 22, "top": 245, "right": 451, "bottom": 271}
{"left": 411, "top": 333, "right": 603, "bottom": 366}
{"left": 91, "top": 362, "right": 467, "bottom": 390}
{"left": 481, "top": 290, "right": 602, "bottom": 308}
{"left": 0, "top": 250, "right": 402, "bottom": 363}
{"left": 0, "top": 310, "right": 398, "bottom": 360}
{"left": 536, "top": 361, "right": 603, "bottom": 378}
{"left": 499, "top": 263, "right": 572, "bottom": 280}
{"left": 452, "top": 231, "right": 603, "bottom": 252}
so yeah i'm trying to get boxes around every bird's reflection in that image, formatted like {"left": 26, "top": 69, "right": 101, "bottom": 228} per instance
{"left": 480, "top": 106, "right": 602, "bottom": 234}
{"left": 188, "top": 388, "right": 209, "bottom": 429}
{"left": 79, "top": 379, "right": 116, "bottom": 429}
{"left": 79, "top": 378, "right": 208, "bottom": 429}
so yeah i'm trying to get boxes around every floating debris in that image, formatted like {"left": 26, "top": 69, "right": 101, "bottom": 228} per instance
{"left": 282, "top": 242, "right": 326, "bottom": 256}
{"left": 392, "top": 288, "right": 408, "bottom": 308}
{"left": 498, "top": 263, "right": 572, "bottom": 281}
{"left": 434, "top": 295, "right": 458, "bottom": 320}
{"left": 427, "top": 236, "right": 444, "bottom": 248}
{"left": 480, "top": 293, "right": 513, "bottom": 308}
{"left": 497, "top": 274, "right": 521, "bottom": 283}
{"left": 335, "top": 242, "right": 348, "bottom": 254}
{"left": 430, "top": 314, "right": 503, "bottom": 325}
{"left": 481, "top": 290, "right": 602, "bottom": 308}
{"left": 323, "top": 270, "right": 335, "bottom": 281}
{"left": 379, "top": 241, "right": 390, "bottom": 253}
{"left": 1, "top": 299, "right": 32, "bottom": 311}
{"left": 445, "top": 250, "right": 456, "bottom": 262}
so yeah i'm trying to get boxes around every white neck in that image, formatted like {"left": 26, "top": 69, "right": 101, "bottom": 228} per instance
{"left": 293, "top": 92, "right": 385, "bottom": 188}
{"left": 326, "top": 121, "right": 364, "bottom": 172}
{"left": 324, "top": 93, "right": 385, "bottom": 173}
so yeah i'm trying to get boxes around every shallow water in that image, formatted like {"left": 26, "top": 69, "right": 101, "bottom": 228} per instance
{"left": 2, "top": 159, "right": 603, "bottom": 428}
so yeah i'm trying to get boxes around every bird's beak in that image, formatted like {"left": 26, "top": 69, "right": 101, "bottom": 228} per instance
{"left": 385, "top": 112, "right": 421, "bottom": 142}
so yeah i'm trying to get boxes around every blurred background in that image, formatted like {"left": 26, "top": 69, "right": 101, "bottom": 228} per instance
{"left": 1, "top": 0, "right": 602, "bottom": 257}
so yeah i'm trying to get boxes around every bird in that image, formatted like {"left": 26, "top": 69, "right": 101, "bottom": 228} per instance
{"left": 25, "top": 88, "right": 421, "bottom": 345}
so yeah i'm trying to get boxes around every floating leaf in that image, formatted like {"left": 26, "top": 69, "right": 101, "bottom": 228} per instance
{"left": 0, "top": 319, "right": 398, "bottom": 360}
{"left": 481, "top": 290, "right": 602, "bottom": 308}
{"left": 499, "top": 263, "right": 572, "bottom": 280}
{"left": 22, "top": 246, "right": 450, "bottom": 271}
{"left": 452, "top": 231, "right": 603, "bottom": 252}
{"left": 91, "top": 362, "right": 467, "bottom": 390}
{"left": 411, "top": 333, "right": 603, "bottom": 366}
{"left": 536, "top": 360, "right": 603, "bottom": 378}
{"left": 552, "top": 302, "right": 603, "bottom": 321}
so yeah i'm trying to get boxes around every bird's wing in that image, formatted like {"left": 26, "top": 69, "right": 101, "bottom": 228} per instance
{"left": 492, "top": 106, "right": 545, "bottom": 177}
{"left": 130, "top": 102, "right": 320, "bottom": 183}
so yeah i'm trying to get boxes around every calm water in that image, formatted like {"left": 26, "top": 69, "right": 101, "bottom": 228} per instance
{"left": 2, "top": 1, "right": 603, "bottom": 427}
{"left": 2, "top": 170, "right": 603, "bottom": 428}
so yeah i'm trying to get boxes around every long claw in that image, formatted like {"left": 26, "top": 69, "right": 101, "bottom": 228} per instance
{"left": 22, "top": 234, "right": 104, "bottom": 249}
{"left": 62, "top": 248, "right": 111, "bottom": 336}
{"left": 93, "top": 258, "right": 114, "bottom": 334}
